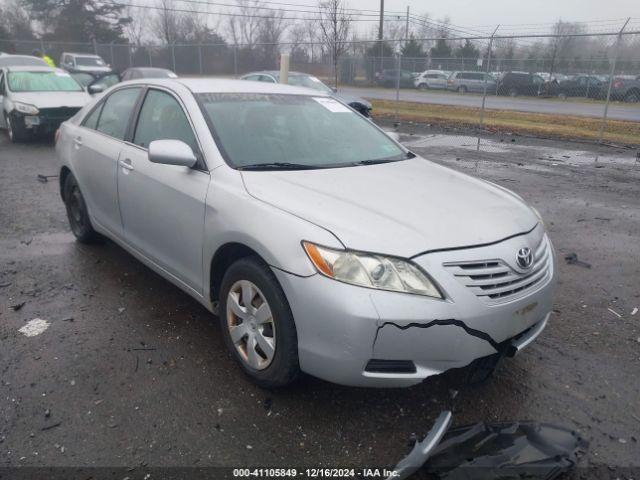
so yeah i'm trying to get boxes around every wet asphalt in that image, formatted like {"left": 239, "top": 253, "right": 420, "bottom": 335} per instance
{"left": 1, "top": 128, "right": 639, "bottom": 476}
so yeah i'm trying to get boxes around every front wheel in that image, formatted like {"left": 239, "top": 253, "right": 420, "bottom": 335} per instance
{"left": 418, "top": 83, "right": 428, "bottom": 90}
{"left": 5, "top": 114, "right": 28, "bottom": 143}
{"left": 219, "top": 257, "right": 300, "bottom": 388}
{"left": 457, "top": 86, "right": 467, "bottom": 94}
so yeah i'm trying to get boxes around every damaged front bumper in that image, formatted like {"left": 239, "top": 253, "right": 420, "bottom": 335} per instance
{"left": 273, "top": 230, "right": 556, "bottom": 388}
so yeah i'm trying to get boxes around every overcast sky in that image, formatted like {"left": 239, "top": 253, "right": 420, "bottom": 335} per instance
{"left": 346, "top": 0, "right": 637, "bottom": 35}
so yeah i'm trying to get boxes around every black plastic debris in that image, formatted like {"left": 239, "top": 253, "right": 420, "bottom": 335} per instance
{"left": 564, "top": 253, "right": 591, "bottom": 269}
{"left": 422, "top": 421, "right": 588, "bottom": 480}
{"left": 37, "top": 174, "right": 58, "bottom": 183}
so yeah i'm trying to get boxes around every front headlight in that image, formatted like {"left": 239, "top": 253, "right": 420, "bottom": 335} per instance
{"left": 302, "top": 241, "right": 443, "bottom": 298}
{"left": 13, "top": 102, "right": 40, "bottom": 115}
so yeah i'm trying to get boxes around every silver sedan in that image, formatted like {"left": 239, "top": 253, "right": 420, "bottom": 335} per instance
{"left": 55, "top": 78, "right": 556, "bottom": 388}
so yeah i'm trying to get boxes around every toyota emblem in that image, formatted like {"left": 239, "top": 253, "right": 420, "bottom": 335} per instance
{"left": 516, "top": 247, "right": 533, "bottom": 269}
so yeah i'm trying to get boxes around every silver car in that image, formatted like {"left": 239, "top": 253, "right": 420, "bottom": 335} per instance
{"left": 447, "top": 71, "right": 497, "bottom": 94}
{"left": 414, "top": 70, "right": 449, "bottom": 90}
{"left": 55, "top": 78, "right": 556, "bottom": 388}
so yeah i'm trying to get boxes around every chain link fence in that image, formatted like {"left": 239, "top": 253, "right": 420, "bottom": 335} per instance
{"left": 2, "top": 30, "right": 639, "bottom": 150}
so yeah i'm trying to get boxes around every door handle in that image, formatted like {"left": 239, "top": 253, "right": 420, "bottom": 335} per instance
{"left": 119, "top": 158, "right": 134, "bottom": 171}
{"left": 73, "top": 136, "right": 82, "bottom": 147}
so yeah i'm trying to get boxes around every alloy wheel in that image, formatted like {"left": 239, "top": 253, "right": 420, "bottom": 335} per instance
{"left": 226, "top": 280, "right": 276, "bottom": 370}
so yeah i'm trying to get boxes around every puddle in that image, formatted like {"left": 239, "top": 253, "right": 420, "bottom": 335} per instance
{"left": 403, "top": 133, "right": 638, "bottom": 167}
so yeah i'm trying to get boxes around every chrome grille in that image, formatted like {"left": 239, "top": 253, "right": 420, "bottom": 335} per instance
{"left": 444, "top": 236, "right": 551, "bottom": 302}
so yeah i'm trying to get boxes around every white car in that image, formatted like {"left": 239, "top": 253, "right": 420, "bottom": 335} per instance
{"left": 414, "top": 70, "right": 449, "bottom": 90}
{"left": 0, "top": 66, "right": 91, "bottom": 142}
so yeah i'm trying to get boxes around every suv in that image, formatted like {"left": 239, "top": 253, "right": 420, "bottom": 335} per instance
{"left": 59, "top": 53, "right": 112, "bottom": 76}
{"left": 497, "top": 72, "right": 546, "bottom": 97}
{"left": 376, "top": 69, "right": 416, "bottom": 88}
{"left": 447, "top": 71, "right": 496, "bottom": 94}
{"left": 414, "top": 70, "right": 449, "bottom": 90}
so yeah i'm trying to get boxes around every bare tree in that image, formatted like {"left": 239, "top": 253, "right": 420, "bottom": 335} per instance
{"left": 124, "top": 5, "right": 148, "bottom": 46}
{"left": 152, "top": 0, "right": 181, "bottom": 45}
{"left": 256, "top": 9, "right": 287, "bottom": 67}
{"left": 318, "top": 0, "right": 351, "bottom": 88}
{"left": 226, "top": 0, "right": 264, "bottom": 47}
{"left": 289, "top": 23, "right": 309, "bottom": 63}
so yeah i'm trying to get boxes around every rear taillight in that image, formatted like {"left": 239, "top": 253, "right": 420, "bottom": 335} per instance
{"left": 54, "top": 128, "right": 61, "bottom": 144}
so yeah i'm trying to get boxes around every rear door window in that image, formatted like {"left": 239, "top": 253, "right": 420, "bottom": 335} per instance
{"left": 95, "top": 87, "right": 141, "bottom": 140}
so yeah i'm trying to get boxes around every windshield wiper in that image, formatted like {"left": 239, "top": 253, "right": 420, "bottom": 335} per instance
{"left": 354, "top": 152, "right": 415, "bottom": 166}
{"left": 237, "top": 162, "right": 319, "bottom": 171}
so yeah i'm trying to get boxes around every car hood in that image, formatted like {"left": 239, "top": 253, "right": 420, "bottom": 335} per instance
{"left": 10, "top": 91, "right": 91, "bottom": 109}
{"left": 336, "top": 93, "right": 371, "bottom": 109}
{"left": 241, "top": 157, "right": 538, "bottom": 257}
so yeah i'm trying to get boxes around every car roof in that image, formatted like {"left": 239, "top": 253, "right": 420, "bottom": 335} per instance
{"left": 126, "top": 67, "right": 172, "bottom": 72}
{"left": 243, "top": 70, "right": 309, "bottom": 78}
{"left": 124, "top": 77, "right": 330, "bottom": 96}
{"left": 62, "top": 52, "right": 102, "bottom": 57}
{"left": 0, "top": 55, "right": 48, "bottom": 68}
{"left": 5, "top": 65, "right": 58, "bottom": 73}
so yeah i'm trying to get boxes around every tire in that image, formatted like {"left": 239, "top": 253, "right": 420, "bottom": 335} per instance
{"left": 558, "top": 93, "right": 567, "bottom": 100}
{"left": 219, "top": 256, "right": 300, "bottom": 388}
{"left": 508, "top": 87, "right": 518, "bottom": 97}
{"left": 62, "top": 173, "right": 100, "bottom": 243}
{"left": 5, "top": 114, "right": 28, "bottom": 143}
{"left": 624, "top": 91, "right": 640, "bottom": 103}
{"left": 418, "top": 83, "right": 428, "bottom": 90}
{"left": 457, "top": 86, "right": 467, "bottom": 94}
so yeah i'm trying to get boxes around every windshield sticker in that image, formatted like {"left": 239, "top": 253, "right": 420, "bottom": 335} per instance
{"left": 313, "top": 97, "right": 352, "bottom": 113}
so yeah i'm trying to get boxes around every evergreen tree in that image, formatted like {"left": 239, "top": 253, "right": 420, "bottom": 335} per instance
{"left": 23, "top": 0, "right": 130, "bottom": 43}
{"left": 401, "top": 35, "right": 425, "bottom": 58}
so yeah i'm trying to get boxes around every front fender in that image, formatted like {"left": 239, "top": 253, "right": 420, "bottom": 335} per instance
{"left": 203, "top": 166, "right": 343, "bottom": 294}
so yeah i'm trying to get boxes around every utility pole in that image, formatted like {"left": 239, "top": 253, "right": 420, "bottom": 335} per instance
{"left": 404, "top": 6, "right": 410, "bottom": 45}
{"left": 378, "top": 0, "right": 384, "bottom": 76}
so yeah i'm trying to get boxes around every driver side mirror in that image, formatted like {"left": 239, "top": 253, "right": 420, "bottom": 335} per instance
{"left": 88, "top": 84, "right": 105, "bottom": 95}
{"left": 148, "top": 139, "right": 197, "bottom": 168}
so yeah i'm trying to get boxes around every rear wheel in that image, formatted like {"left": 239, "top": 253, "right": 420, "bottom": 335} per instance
{"left": 558, "top": 92, "right": 567, "bottom": 100}
{"left": 457, "top": 86, "right": 467, "bottom": 94}
{"left": 508, "top": 87, "right": 518, "bottom": 97}
{"left": 219, "top": 257, "right": 300, "bottom": 388}
{"left": 62, "top": 173, "right": 100, "bottom": 243}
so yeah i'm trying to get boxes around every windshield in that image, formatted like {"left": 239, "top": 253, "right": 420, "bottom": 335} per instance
{"left": 76, "top": 56, "right": 106, "bottom": 67}
{"left": 8, "top": 71, "right": 83, "bottom": 92}
{"left": 197, "top": 93, "right": 406, "bottom": 170}
{"left": 287, "top": 75, "right": 333, "bottom": 93}
{"left": 70, "top": 72, "right": 95, "bottom": 86}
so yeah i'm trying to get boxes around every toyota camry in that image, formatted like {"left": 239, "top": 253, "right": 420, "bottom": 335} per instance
{"left": 55, "top": 78, "right": 556, "bottom": 388}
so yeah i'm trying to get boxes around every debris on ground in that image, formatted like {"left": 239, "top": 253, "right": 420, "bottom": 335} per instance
{"left": 607, "top": 308, "right": 623, "bottom": 319}
{"left": 37, "top": 174, "right": 58, "bottom": 183}
{"left": 18, "top": 318, "right": 50, "bottom": 337}
{"left": 564, "top": 253, "right": 591, "bottom": 269}
{"left": 9, "top": 302, "right": 26, "bottom": 311}
{"left": 423, "top": 421, "right": 588, "bottom": 480}
{"left": 631, "top": 307, "right": 638, "bottom": 316}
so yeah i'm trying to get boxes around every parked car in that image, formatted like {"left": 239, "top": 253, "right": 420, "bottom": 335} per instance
{"left": 555, "top": 75, "right": 604, "bottom": 99}
{"left": 121, "top": 67, "right": 177, "bottom": 81}
{"left": 0, "top": 66, "right": 91, "bottom": 142}
{"left": 447, "top": 71, "right": 497, "bottom": 94}
{"left": 70, "top": 71, "right": 120, "bottom": 95}
{"left": 608, "top": 76, "right": 640, "bottom": 103}
{"left": 376, "top": 69, "right": 416, "bottom": 88}
{"left": 240, "top": 70, "right": 372, "bottom": 117}
{"left": 414, "top": 70, "right": 449, "bottom": 90}
{"left": 497, "top": 72, "right": 546, "bottom": 97}
{"left": 0, "top": 54, "right": 48, "bottom": 68}
{"left": 55, "top": 78, "right": 555, "bottom": 388}
{"left": 59, "top": 52, "right": 112, "bottom": 76}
